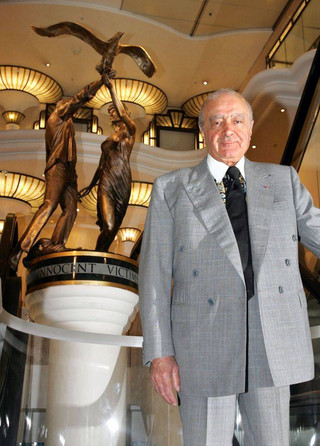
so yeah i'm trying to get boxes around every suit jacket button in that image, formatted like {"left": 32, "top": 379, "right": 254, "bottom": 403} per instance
{"left": 207, "top": 298, "right": 215, "bottom": 306}
{"left": 279, "top": 286, "right": 284, "bottom": 294}
{"left": 292, "top": 234, "right": 298, "bottom": 241}
{"left": 285, "top": 259, "right": 291, "bottom": 266}
{"left": 192, "top": 269, "right": 199, "bottom": 277}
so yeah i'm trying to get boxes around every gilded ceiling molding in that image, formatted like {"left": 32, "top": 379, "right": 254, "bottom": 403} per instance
{"left": 87, "top": 78, "right": 167, "bottom": 114}
{"left": 0, "top": 65, "right": 63, "bottom": 103}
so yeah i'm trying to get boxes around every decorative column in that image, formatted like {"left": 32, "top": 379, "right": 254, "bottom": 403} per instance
{"left": 25, "top": 251, "right": 139, "bottom": 446}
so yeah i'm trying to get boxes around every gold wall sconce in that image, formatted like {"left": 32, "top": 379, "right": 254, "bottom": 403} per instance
{"left": 117, "top": 227, "right": 141, "bottom": 243}
{"left": 2, "top": 110, "right": 25, "bottom": 129}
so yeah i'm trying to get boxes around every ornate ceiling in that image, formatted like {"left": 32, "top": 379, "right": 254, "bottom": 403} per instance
{"left": 0, "top": 0, "right": 294, "bottom": 110}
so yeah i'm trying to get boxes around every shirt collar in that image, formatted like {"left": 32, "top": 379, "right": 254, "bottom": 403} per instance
{"left": 207, "top": 154, "right": 245, "bottom": 182}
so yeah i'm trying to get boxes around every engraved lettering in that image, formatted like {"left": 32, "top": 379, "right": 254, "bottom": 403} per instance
{"left": 107, "top": 265, "right": 115, "bottom": 275}
{"left": 62, "top": 264, "right": 70, "bottom": 274}
{"left": 53, "top": 264, "right": 61, "bottom": 275}
{"left": 77, "top": 263, "right": 87, "bottom": 273}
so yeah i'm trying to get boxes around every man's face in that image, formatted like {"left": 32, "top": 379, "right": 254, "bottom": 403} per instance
{"left": 200, "top": 93, "right": 253, "bottom": 166}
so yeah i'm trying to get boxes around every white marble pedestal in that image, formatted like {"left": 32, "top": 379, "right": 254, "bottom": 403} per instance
{"left": 25, "top": 252, "right": 139, "bottom": 446}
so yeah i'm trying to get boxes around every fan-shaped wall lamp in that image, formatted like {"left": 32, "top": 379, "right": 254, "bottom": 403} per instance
{"left": 79, "top": 181, "right": 153, "bottom": 218}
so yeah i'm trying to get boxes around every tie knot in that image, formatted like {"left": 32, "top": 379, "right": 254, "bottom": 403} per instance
{"left": 226, "top": 166, "right": 241, "bottom": 180}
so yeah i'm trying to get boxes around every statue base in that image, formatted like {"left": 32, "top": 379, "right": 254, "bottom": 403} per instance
{"left": 25, "top": 251, "right": 139, "bottom": 446}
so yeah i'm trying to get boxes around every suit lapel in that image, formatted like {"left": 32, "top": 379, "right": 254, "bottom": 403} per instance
{"left": 245, "top": 158, "right": 274, "bottom": 278}
{"left": 184, "top": 158, "right": 244, "bottom": 282}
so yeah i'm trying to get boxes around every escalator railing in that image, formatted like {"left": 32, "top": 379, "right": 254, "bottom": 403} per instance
{"left": 278, "top": 42, "right": 320, "bottom": 444}
{"left": 0, "top": 214, "right": 28, "bottom": 446}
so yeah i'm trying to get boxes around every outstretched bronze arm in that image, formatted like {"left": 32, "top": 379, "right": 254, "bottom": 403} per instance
{"left": 102, "top": 72, "right": 136, "bottom": 135}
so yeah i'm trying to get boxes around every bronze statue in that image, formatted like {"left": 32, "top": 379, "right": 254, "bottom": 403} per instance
{"left": 9, "top": 77, "right": 105, "bottom": 269}
{"left": 9, "top": 22, "right": 156, "bottom": 267}
{"left": 32, "top": 22, "right": 156, "bottom": 78}
{"left": 79, "top": 71, "right": 136, "bottom": 252}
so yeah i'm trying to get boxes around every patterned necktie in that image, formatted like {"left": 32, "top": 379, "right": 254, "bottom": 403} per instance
{"left": 223, "top": 166, "right": 254, "bottom": 299}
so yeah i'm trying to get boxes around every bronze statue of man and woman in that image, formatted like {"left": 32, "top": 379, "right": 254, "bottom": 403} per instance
{"left": 10, "top": 22, "right": 156, "bottom": 269}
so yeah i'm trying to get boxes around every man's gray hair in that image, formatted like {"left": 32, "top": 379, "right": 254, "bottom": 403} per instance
{"left": 198, "top": 88, "right": 253, "bottom": 130}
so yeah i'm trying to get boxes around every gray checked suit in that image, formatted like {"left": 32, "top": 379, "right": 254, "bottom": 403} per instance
{"left": 139, "top": 157, "right": 318, "bottom": 443}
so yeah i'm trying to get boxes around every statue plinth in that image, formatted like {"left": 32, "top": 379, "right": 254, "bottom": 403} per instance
{"left": 25, "top": 251, "right": 139, "bottom": 446}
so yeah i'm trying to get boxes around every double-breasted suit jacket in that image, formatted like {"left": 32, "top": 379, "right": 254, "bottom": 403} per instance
{"left": 139, "top": 157, "right": 318, "bottom": 397}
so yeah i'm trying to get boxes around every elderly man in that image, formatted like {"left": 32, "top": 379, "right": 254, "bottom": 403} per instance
{"left": 139, "top": 89, "right": 318, "bottom": 445}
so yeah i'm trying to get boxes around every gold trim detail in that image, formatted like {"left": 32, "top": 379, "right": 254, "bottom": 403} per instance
{"left": 27, "top": 250, "right": 138, "bottom": 267}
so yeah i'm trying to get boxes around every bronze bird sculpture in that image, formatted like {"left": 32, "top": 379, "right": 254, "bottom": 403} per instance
{"left": 32, "top": 21, "right": 156, "bottom": 77}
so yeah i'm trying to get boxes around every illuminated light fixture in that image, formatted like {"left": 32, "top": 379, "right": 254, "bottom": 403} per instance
{"left": 182, "top": 92, "right": 214, "bottom": 117}
{"left": 39, "top": 110, "right": 46, "bottom": 128}
{"left": 0, "top": 65, "right": 62, "bottom": 103}
{"left": 97, "top": 126, "right": 103, "bottom": 135}
{"left": 130, "top": 181, "right": 153, "bottom": 207}
{"left": 280, "top": 108, "right": 286, "bottom": 113}
{"left": 0, "top": 220, "right": 4, "bottom": 236}
{"left": 142, "top": 130, "right": 150, "bottom": 145}
{"left": 91, "top": 115, "right": 98, "bottom": 133}
{"left": 117, "top": 227, "right": 141, "bottom": 243}
{"left": 155, "top": 109, "right": 199, "bottom": 130}
{"left": 198, "top": 131, "right": 205, "bottom": 150}
{"left": 143, "top": 120, "right": 157, "bottom": 146}
{"left": 2, "top": 110, "right": 25, "bottom": 126}
{"left": 203, "top": 81, "right": 208, "bottom": 85}
{"left": 170, "top": 110, "right": 184, "bottom": 128}
{"left": 251, "top": 145, "right": 257, "bottom": 149}
{"left": 145, "top": 109, "right": 202, "bottom": 149}
{"left": 0, "top": 171, "right": 45, "bottom": 211}
{"left": 79, "top": 181, "right": 153, "bottom": 217}
{"left": 87, "top": 78, "right": 167, "bottom": 114}
{"left": 33, "top": 110, "right": 46, "bottom": 130}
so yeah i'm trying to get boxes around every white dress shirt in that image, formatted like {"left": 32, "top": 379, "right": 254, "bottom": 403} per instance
{"left": 207, "top": 154, "right": 245, "bottom": 182}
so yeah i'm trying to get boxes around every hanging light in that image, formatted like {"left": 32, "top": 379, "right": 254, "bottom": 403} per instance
{"left": 0, "top": 65, "right": 62, "bottom": 103}
{"left": 0, "top": 171, "right": 45, "bottom": 210}
{"left": 79, "top": 181, "right": 153, "bottom": 217}
{"left": 182, "top": 92, "right": 214, "bottom": 117}
{"left": 87, "top": 78, "right": 167, "bottom": 114}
